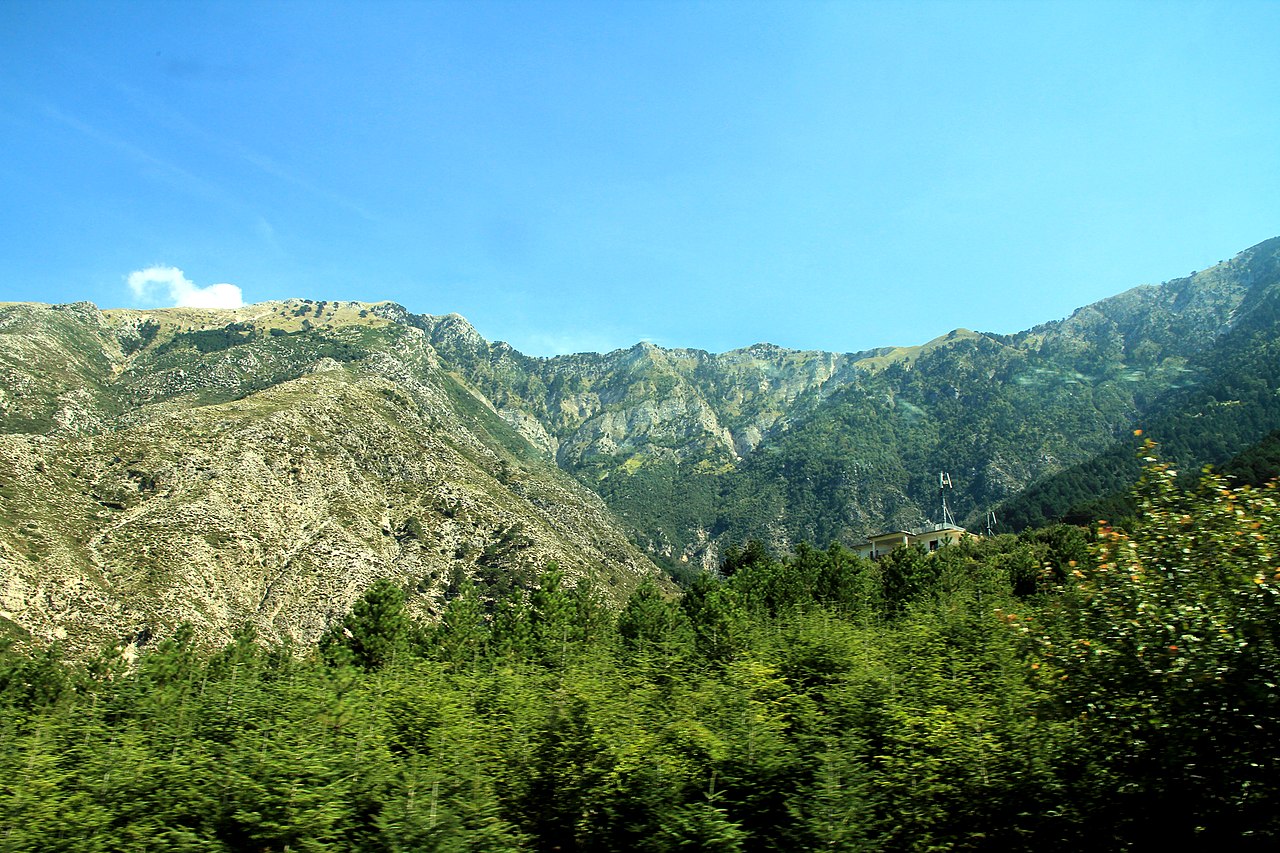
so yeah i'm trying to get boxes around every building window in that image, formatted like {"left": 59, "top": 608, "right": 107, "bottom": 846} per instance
{"left": 929, "top": 539, "right": 939, "bottom": 551}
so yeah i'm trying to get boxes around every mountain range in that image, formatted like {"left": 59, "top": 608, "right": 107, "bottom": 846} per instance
{"left": 3, "top": 235, "right": 1279, "bottom": 653}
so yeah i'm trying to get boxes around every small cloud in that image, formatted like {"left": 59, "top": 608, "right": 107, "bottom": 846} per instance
{"left": 127, "top": 265, "right": 244, "bottom": 309}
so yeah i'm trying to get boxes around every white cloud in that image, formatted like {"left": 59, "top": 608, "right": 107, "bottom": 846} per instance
{"left": 127, "top": 265, "right": 244, "bottom": 309}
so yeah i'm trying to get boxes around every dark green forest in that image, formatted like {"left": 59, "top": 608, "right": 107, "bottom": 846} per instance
{"left": 4, "top": 448, "right": 1280, "bottom": 850}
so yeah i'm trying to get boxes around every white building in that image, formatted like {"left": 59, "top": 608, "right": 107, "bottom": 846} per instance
{"left": 853, "top": 522, "right": 968, "bottom": 560}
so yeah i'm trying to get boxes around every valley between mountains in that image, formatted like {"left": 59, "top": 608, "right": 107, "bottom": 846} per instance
{"left": 3, "top": 235, "right": 1279, "bottom": 652}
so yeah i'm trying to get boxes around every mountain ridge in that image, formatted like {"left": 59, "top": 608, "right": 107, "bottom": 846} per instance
{"left": 4, "top": 235, "right": 1280, "bottom": 651}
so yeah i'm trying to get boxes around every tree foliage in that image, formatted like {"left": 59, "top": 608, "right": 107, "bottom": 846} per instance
{"left": 3, "top": 450, "right": 1280, "bottom": 848}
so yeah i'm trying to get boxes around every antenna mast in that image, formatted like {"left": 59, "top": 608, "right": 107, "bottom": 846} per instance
{"left": 939, "top": 472, "right": 955, "bottom": 527}
{"left": 985, "top": 510, "right": 997, "bottom": 537}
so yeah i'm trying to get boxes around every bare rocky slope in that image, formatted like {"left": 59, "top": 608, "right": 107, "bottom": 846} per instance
{"left": 0, "top": 300, "right": 660, "bottom": 653}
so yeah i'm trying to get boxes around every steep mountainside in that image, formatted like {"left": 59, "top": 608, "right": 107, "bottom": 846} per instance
{"left": 0, "top": 301, "right": 660, "bottom": 653}
{"left": 412, "top": 326, "right": 866, "bottom": 563}
{"left": 1001, "top": 236, "right": 1280, "bottom": 527}
{"left": 424, "top": 236, "right": 1280, "bottom": 564}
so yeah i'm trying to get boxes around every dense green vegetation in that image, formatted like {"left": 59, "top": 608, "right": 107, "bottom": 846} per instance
{"left": 3, "top": 449, "right": 1278, "bottom": 849}
{"left": 1224, "top": 429, "right": 1280, "bottom": 487}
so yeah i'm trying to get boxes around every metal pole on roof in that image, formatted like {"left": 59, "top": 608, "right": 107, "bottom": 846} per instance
{"left": 939, "top": 472, "right": 955, "bottom": 527}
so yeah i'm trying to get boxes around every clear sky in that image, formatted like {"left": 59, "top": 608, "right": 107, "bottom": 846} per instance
{"left": 2, "top": 1, "right": 1277, "bottom": 356}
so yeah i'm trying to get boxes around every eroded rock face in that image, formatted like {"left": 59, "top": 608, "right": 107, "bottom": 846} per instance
{"left": 0, "top": 301, "right": 660, "bottom": 654}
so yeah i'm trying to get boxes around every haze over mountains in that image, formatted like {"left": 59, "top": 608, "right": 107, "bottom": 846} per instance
{"left": 3, "top": 235, "right": 1279, "bottom": 652}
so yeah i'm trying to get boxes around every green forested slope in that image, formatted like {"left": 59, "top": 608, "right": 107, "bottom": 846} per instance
{"left": 1223, "top": 428, "right": 1280, "bottom": 486}
{"left": 1000, "top": 236, "right": 1280, "bottom": 528}
{"left": 718, "top": 238, "right": 1280, "bottom": 545}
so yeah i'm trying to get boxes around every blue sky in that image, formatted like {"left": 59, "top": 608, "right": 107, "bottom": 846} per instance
{"left": 1, "top": 1, "right": 1277, "bottom": 356}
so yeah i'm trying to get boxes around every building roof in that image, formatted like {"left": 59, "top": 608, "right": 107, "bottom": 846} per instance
{"left": 855, "top": 523, "right": 967, "bottom": 548}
